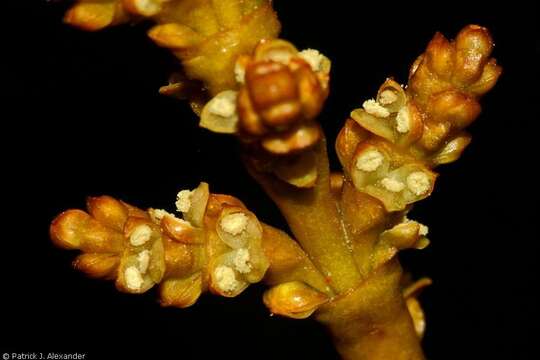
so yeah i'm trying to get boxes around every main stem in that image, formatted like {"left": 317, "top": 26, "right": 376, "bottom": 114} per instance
{"left": 317, "top": 260, "right": 424, "bottom": 360}
{"left": 247, "top": 139, "right": 362, "bottom": 293}
{"left": 247, "top": 141, "right": 425, "bottom": 359}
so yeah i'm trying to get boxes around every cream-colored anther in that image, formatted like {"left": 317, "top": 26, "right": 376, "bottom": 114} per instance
{"left": 396, "top": 106, "right": 411, "bottom": 133}
{"left": 355, "top": 149, "right": 384, "bottom": 172}
{"left": 403, "top": 216, "right": 430, "bottom": 236}
{"left": 220, "top": 213, "right": 248, "bottom": 236}
{"left": 130, "top": 224, "right": 152, "bottom": 246}
{"left": 381, "top": 178, "right": 405, "bottom": 192}
{"left": 419, "top": 224, "right": 429, "bottom": 236}
{"left": 200, "top": 91, "right": 239, "bottom": 134}
{"left": 148, "top": 208, "right": 172, "bottom": 223}
{"left": 125, "top": 266, "right": 144, "bottom": 290}
{"left": 234, "top": 61, "right": 246, "bottom": 84}
{"left": 406, "top": 172, "right": 431, "bottom": 196}
{"left": 268, "top": 51, "right": 293, "bottom": 65}
{"left": 214, "top": 265, "right": 240, "bottom": 293}
{"left": 363, "top": 99, "right": 390, "bottom": 118}
{"left": 208, "top": 96, "right": 236, "bottom": 118}
{"left": 176, "top": 190, "right": 192, "bottom": 213}
{"left": 132, "top": 0, "right": 162, "bottom": 16}
{"left": 379, "top": 89, "right": 398, "bottom": 105}
{"left": 233, "top": 249, "right": 252, "bottom": 274}
{"left": 299, "top": 49, "right": 324, "bottom": 72}
{"left": 137, "top": 250, "right": 151, "bottom": 274}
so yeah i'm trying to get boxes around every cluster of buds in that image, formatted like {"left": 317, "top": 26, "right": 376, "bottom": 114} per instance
{"left": 50, "top": 182, "right": 269, "bottom": 307}
{"left": 148, "top": 0, "right": 281, "bottom": 95}
{"left": 409, "top": 25, "right": 501, "bottom": 157}
{"left": 50, "top": 196, "right": 166, "bottom": 292}
{"left": 200, "top": 39, "right": 331, "bottom": 155}
{"left": 64, "top": 0, "right": 170, "bottom": 31}
{"left": 337, "top": 25, "right": 500, "bottom": 212}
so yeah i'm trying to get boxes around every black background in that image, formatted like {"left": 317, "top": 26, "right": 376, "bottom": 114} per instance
{"left": 3, "top": 1, "right": 538, "bottom": 359}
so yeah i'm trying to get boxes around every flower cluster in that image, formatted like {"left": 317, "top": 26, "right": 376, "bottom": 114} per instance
{"left": 338, "top": 25, "right": 500, "bottom": 212}
{"left": 200, "top": 39, "right": 331, "bottom": 155}
{"left": 50, "top": 183, "right": 269, "bottom": 307}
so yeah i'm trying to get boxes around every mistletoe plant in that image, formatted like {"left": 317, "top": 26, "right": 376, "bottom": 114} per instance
{"left": 49, "top": 1, "right": 501, "bottom": 359}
